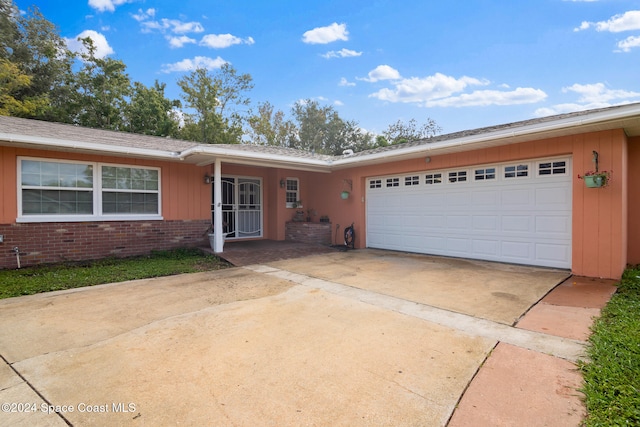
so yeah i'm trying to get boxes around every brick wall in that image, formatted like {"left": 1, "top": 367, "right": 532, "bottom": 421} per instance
{"left": 0, "top": 220, "right": 211, "bottom": 269}
{"left": 285, "top": 222, "right": 332, "bottom": 245}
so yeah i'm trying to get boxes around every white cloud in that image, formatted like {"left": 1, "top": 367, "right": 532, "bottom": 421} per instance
{"left": 167, "top": 35, "right": 196, "bottom": 49}
{"left": 575, "top": 10, "right": 640, "bottom": 32}
{"left": 88, "top": 0, "right": 132, "bottom": 13}
{"left": 369, "top": 72, "right": 487, "bottom": 102}
{"left": 302, "top": 22, "right": 348, "bottom": 44}
{"left": 161, "top": 56, "right": 227, "bottom": 73}
{"left": 339, "top": 77, "right": 356, "bottom": 87}
{"left": 141, "top": 18, "right": 204, "bottom": 34}
{"left": 132, "top": 8, "right": 155, "bottom": 22}
{"left": 321, "top": 48, "right": 362, "bottom": 59}
{"left": 534, "top": 82, "right": 640, "bottom": 116}
{"left": 360, "top": 65, "right": 401, "bottom": 82}
{"left": 65, "top": 30, "right": 114, "bottom": 58}
{"left": 424, "top": 87, "right": 547, "bottom": 108}
{"left": 334, "top": 100, "right": 344, "bottom": 106}
{"left": 617, "top": 35, "right": 640, "bottom": 52}
{"left": 562, "top": 82, "right": 640, "bottom": 102}
{"left": 200, "top": 34, "right": 255, "bottom": 48}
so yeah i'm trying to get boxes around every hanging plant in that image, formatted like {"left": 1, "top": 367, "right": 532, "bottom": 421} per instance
{"left": 578, "top": 170, "right": 612, "bottom": 188}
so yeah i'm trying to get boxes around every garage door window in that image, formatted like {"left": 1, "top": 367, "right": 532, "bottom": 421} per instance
{"left": 505, "top": 164, "right": 529, "bottom": 178}
{"left": 405, "top": 175, "right": 419, "bottom": 186}
{"left": 538, "top": 161, "right": 567, "bottom": 176}
{"left": 386, "top": 178, "right": 400, "bottom": 187}
{"left": 448, "top": 171, "right": 467, "bottom": 183}
{"left": 474, "top": 168, "right": 496, "bottom": 181}
{"left": 369, "top": 179, "right": 382, "bottom": 189}
{"left": 425, "top": 173, "right": 442, "bottom": 184}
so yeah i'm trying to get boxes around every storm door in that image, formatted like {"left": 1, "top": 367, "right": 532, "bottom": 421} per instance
{"left": 212, "top": 177, "right": 262, "bottom": 239}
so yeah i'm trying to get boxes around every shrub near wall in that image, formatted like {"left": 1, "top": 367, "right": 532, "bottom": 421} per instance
{"left": 0, "top": 220, "right": 211, "bottom": 269}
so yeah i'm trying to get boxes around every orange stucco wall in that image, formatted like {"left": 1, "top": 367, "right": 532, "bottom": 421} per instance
{"left": 627, "top": 136, "right": 640, "bottom": 265}
{"left": 0, "top": 146, "right": 211, "bottom": 223}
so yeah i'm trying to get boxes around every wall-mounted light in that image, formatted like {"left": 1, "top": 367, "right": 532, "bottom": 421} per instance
{"left": 280, "top": 178, "right": 286, "bottom": 188}
{"left": 425, "top": 156, "right": 431, "bottom": 163}
{"left": 204, "top": 174, "right": 212, "bottom": 184}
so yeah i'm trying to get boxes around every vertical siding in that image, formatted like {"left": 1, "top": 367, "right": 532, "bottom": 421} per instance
{"left": 627, "top": 136, "right": 640, "bottom": 264}
{"left": 0, "top": 146, "right": 18, "bottom": 224}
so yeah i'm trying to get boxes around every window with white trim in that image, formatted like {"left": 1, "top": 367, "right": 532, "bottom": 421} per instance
{"left": 538, "top": 160, "right": 567, "bottom": 176}
{"left": 504, "top": 164, "right": 529, "bottom": 178}
{"left": 18, "top": 158, "right": 161, "bottom": 221}
{"left": 386, "top": 177, "right": 400, "bottom": 187}
{"left": 448, "top": 171, "right": 467, "bottom": 183}
{"left": 404, "top": 175, "right": 419, "bottom": 186}
{"left": 369, "top": 179, "right": 382, "bottom": 189}
{"left": 425, "top": 173, "right": 442, "bottom": 184}
{"left": 474, "top": 167, "right": 496, "bottom": 181}
{"left": 285, "top": 178, "right": 299, "bottom": 208}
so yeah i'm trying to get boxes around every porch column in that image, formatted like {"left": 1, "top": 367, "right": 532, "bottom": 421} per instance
{"left": 213, "top": 158, "right": 223, "bottom": 253}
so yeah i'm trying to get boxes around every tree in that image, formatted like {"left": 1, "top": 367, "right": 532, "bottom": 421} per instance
{"left": 74, "top": 37, "right": 131, "bottom": 130}
{"left": 177, "top": 64, "right": 253, "bottom": 144}
{"left": 0, "top": 2, "right": 76, "bottom": 122}
{"left": 245, "top": 101, "right": 296, "bottom": 146}
{"left": 381, "top": 118, "right": 441, "bottom": 145}
{"left": 126, "top": 81, "right": 181, "bottom": 137}
{"left": 0, "top": 58, "right": 48, "bottom": 116}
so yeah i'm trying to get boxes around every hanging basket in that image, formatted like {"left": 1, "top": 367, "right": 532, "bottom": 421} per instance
{"left": 340, "top": 191, "right": 350, "bottom": 199}
{"left": 584, "top": 175, "right": 605, "bottom": 188}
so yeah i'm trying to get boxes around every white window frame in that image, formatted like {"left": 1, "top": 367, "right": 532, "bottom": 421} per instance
{"left": 285, "top": 177, "right": 300, "bottom": 208}
{"left": 537, "top": 159, "right": 569, "bottom": 177}
{"left": 404, "top": 175, "right": 420, "bottom": 186}
{"left": 17, "top": 157, "right": 162, "bottom": 223}
{"left": 369, "top": 179, "right": 382, "bottom": 189}
{"left": 504, "top": 163, "right": 530, "bottom": 179}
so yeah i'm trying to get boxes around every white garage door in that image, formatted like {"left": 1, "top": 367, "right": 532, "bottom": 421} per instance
{"left": 366, "top": 158, "right": 572, "bottom": 269}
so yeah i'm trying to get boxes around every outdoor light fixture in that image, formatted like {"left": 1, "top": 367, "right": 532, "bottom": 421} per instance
{"left": 280, "top": 178, "right": 286, "bottom": 188}
{"left": 425, "top": 156, "right": 431, "bottom": 163}
{"left": 204, "top": 174, "right": 212, "bottom": 184}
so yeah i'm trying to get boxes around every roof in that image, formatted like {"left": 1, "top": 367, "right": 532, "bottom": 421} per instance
{"left": 2, "top": 103, "right": 640, "bottom": 172}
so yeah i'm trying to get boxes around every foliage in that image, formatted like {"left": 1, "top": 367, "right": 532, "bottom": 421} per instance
{"left": 126, "top": 80, "right": 181, "bottom": 137}
{"left": 177, "top": 64, "right": 253, "bottom": 144}
{"left": 580, "top": 266, "right": 640, "bottom": 425}
{"left": 0, "top": 58, "right": 48, "bottom": 116}
{"left": 380, "top": 118, "right": 442, "bottom": 145}
{"left": 245, "top": 101, "right": 297, "bottom": 146}
{"left": 0, "top": 248, "right": 230, "bottom": 299}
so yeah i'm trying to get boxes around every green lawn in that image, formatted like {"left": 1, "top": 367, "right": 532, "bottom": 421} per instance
{"left": 0, "top": 248, "right": 230, "bottom": 299}
{"left": 580, "top": 266, "right": 640, "bottom": 425}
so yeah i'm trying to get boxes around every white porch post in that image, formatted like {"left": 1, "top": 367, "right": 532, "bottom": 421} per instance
{"left": 213, "top": 158, "right": 223, "bottom": 253}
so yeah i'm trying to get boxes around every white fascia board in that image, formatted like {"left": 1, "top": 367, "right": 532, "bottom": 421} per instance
{"left": 0, "top": 132, "right": 182, "bottom": 160}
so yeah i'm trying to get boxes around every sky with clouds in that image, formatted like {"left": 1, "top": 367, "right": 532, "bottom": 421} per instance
{"left": 15, "top": 0, "right": 640, "bottom": 135}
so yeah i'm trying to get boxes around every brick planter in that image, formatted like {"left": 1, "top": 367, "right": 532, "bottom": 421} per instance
{"left": 285, "top": 222, "right": 332, "bottom": 245}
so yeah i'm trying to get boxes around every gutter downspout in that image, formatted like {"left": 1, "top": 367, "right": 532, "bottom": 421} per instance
{"left": 213, "top": 158, "right": 223, "bottom": 253}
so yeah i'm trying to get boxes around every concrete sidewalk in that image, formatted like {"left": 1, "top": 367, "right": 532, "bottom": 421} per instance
{"left": 0, "top": 251, "right": 617, "bottom": 426}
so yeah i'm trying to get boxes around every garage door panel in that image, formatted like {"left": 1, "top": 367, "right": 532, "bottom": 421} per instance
{"left": 366, "top": 158, "right": 571, "bottom": 269}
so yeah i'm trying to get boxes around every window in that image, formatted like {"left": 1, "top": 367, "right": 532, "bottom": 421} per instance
{"left": 285, "top": 178, "right": 299, "bottom": 208}
{"left": 386, "top": 177, "right": 400, "bottom": 187}
{"left": 425, "top": 173, "right": 442, "bottom": 184}
{"left": 404, "top": 175, "right": 419, "bottom": 186}
{"left": 504, "top": 164, "right": 529, "bottom": 178}
{"left": 448, "top": 171, "right": 467, "bottom": 183}
{"left": 538, "top": 160, "right": 567, "bottom": 176}
{"left": 474, "top": 168, "right": 496, "bottom": 181}
{"left": 369, "top": 179, "right": 382, "bottom": 189}
{"left": 18, "top": 158, "right": 160, "bottom": 221}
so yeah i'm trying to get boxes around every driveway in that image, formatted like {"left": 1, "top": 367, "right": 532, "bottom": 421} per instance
{"left": 0, "top": 250, "right": 593, "bottom": 426}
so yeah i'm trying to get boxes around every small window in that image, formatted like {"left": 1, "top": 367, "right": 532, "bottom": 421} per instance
{"left": 425, "top": 173, "right": 442, "bottom": 184}
{"left": 538, "top": 160, "right": 567, "bottom": 176}
{"left": 285, "top": 178, "right": 299, "bottom": 208}
{"left": 369, "top": 179, "right": 382, "bottom": 189}
{"left": 448, "top": 171, "right": 467, "bottom": 183}
{"left": 505, "top": 164, "right": 529, "bottom": 178}
{"left": 386, "top": 177, "right": 400, "bottom": 187}
{"left": 474, "top": 168, "right": 496, "bottom": 181}
{"left": 404, "top": 175, "right": 419, "bottom": 186}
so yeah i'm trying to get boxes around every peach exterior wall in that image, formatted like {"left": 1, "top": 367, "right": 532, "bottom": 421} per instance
{"left": 628, "top": 136, "right": 640, "bottom": 265}
{"left": 0, "top": 146, "right": 212, "bottom": 224}
{"left": 304, "top": 129, "right": 629, "bottom": 279}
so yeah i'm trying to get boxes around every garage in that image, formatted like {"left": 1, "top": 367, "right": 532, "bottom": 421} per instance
{"left": 366, "top": 158, "right": 572, "bottom": 269}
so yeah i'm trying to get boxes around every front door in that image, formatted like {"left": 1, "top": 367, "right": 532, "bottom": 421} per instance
{"left": 212, "top": 177, "right": 262, "bottom": 239}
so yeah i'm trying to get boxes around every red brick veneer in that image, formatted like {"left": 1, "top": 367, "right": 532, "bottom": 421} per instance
{"left": 285, "top": 221, "right": 332, "bottom": 245}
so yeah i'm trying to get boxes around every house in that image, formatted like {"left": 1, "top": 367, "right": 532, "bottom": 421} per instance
{"left": 2, "top": 103, "right": 640, "bottom": 279}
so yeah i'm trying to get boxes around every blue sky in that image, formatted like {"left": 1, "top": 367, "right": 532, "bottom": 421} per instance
{"left": 14, "top": 0, "right": 640, "bottom": 135}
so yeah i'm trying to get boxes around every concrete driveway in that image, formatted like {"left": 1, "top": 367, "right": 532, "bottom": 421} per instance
{"left": 0, "top": 250, "right": 587, "bottom": 426}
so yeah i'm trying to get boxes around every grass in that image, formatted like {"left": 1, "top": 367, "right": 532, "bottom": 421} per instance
{"left": 581, "top": 266, "right": 640, "bottom": 426}
{"left": 0, "top": 248, "right": 230, "bottom": 300}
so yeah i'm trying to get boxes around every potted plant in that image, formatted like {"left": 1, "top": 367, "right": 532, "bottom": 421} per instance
{"left": 578, "top": 170, "right": 612, "bottom": 188}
